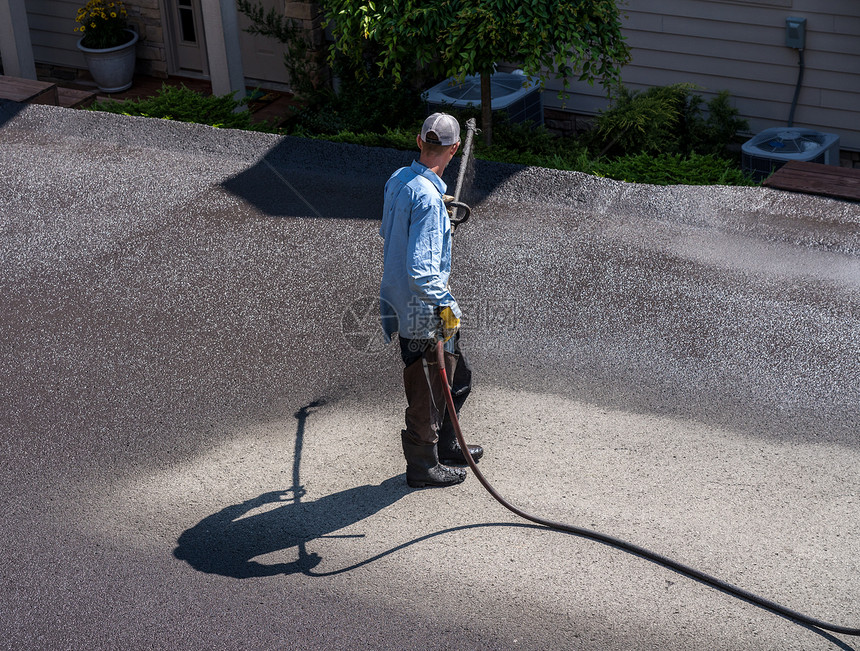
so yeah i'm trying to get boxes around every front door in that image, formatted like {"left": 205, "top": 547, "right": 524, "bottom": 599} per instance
{"left": 165, "top": 0, "right": 209, "bottom": 77}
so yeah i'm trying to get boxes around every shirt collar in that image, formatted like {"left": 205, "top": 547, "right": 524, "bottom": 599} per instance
{"left": 410, "top": 160, "right": 447, "bottom": 195}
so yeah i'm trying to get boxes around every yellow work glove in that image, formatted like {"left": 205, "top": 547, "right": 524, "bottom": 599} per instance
{"left": 442, "top": 194, "right": 455, "bottom": 218}
{"left": 438, "top": 305, "right": 460, "bottom": 342}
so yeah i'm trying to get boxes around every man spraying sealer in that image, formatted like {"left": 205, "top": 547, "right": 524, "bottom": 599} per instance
{"left": 379, "top": 113, "right": 485, "bottom": 488}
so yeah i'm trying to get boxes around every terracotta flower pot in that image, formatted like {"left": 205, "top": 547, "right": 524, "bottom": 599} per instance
{"left": 77, "top": 29, "right": 138, "bottom": 93}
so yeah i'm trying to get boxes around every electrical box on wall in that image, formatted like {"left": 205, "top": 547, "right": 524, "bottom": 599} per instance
{"left": 785, "top": 16, "right": 806, "bottom": 49}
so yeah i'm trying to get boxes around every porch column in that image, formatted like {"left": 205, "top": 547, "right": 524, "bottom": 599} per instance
{"left": 0, "top": 0, "right": 37, "bottom": 79}
{"left": 199, "top": 0, "right": 245, "bottom": 100}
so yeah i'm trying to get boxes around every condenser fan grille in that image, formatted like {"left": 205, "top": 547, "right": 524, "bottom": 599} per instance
{"left": 756, "top": 131, "right": 827, "bottom": 154}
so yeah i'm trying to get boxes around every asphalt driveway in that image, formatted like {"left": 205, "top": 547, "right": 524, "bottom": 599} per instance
{"left": 1, "top": 101, "right": 859, "bottom": 650}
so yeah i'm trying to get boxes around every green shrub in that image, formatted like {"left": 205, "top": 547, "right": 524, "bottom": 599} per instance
{"left": 592, "top": 152, "right": 756, "bottom": 186}
{"left": 692, "top": 90, "right": 750, "bottom": 156}
{"left": 88, "top": 84, "right": 278, "bottom": 132}
{"left": 589, "top": 84, "right": 748, "bottom": 158}
{"left": 588, "top": 83, "right": 691, "bottom": 156}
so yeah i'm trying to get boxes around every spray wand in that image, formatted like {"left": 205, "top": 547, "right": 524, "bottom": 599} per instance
{"left": 443, "top": 117, "right": 478, "bottom": 228}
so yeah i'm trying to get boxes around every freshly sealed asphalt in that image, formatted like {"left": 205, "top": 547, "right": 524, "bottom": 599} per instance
{"left": 1, "top": 101, "right": 858, "bottom": 650}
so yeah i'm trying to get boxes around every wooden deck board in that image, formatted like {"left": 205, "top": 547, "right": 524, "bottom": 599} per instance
{"left": 0, "top": 75, "right": 58, "bottom": 105}
{"left": 763, "top": 160, "right": 860, "bottom": 202}
{"left": 57, "top": 87, "right": 97, "bottom": 109}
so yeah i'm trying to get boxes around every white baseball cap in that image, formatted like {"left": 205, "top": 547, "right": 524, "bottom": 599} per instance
{"left": 420, "top": 112, "right": 461, "bottom": 146}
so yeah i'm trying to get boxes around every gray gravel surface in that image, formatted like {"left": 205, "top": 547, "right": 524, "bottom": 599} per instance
{"left": 1, "top": 101, "right": 859, "bottom": 650}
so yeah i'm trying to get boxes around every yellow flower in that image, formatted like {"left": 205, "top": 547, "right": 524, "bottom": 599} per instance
{"left": 110, "top": 11, "right": 116, "bottom": 17}
{"left": 90, "top": 21, "right": 96, "bottom": 27}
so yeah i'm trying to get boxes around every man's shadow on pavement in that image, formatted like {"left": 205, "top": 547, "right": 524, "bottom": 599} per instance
{"left": 174, "top": 399, "right": 412, "bottom": 578}
{"left": 173, "top": 476, "right": 410, "bottom": 578}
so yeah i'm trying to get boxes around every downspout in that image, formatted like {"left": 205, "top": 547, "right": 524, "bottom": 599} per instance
{"left": 787, "top": 48, "right": 804, "bottom": 127}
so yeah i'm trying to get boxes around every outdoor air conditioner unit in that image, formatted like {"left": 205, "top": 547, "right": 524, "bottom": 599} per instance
{"left": 741, "top": 127, "right": 840, "bottom": 182}
{"left": 424, "top": 71, "right": 543, "bottom": 126}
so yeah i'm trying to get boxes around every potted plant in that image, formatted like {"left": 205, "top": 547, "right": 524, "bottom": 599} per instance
{"left": 75, "top": 0, "right": 138, "bottom": 93}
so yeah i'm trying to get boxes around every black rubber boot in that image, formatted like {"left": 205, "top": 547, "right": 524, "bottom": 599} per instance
{"left": 401, "top": 431, "right": 466, "bottom": 488}
{"left": 437, "top": 422, "right": 484, "bottom": 466}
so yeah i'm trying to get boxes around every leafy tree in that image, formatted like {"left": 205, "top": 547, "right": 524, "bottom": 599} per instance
{"left": 325, "top": 0, "right": 630, "bottom": 144}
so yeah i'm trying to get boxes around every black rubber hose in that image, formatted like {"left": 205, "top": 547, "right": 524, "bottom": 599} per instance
{"left": 435, "top": 341, "right": 859, "bottom": 637}
{"left": 447, "top": 201, "right": 471, "bottom": 227}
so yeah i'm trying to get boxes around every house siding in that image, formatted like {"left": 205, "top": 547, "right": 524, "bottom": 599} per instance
{"left": 26, "top": 0, "right": 169, "bottom": 79}
{"left": 543, "top": 0, "right": 860, "bottom": 151}
{"left": 27, "top": 0, "right": 86, "bottom": 68}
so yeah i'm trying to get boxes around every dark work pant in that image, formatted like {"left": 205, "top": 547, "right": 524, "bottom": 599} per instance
{"left": 399, "top": 334, "right": 472, "bottom": 445}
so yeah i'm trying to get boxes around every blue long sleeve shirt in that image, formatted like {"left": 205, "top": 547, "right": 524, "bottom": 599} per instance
{"left": 379, "top": 160, "right": 461, "bottom": 342}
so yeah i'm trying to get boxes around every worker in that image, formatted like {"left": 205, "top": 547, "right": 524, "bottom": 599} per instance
{"left": 379, "top": 112, "right": 484, "bottom": 488}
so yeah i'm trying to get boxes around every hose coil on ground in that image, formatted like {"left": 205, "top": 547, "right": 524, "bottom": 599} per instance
{"left": 435, "top": 341, "right": 859, "bottom": 639}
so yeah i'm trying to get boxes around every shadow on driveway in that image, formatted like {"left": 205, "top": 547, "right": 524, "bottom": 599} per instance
{"left": 0, "top": 100, "right": 28, "bottom": 130}
{"left": 218, "top": 135, "right": 521, "bottom": 220}
{"left": 173, "top": 399, "right": 411, "bottom": 578}
{"left": 173, "top": 477, "right": 411, "bottom": 578}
